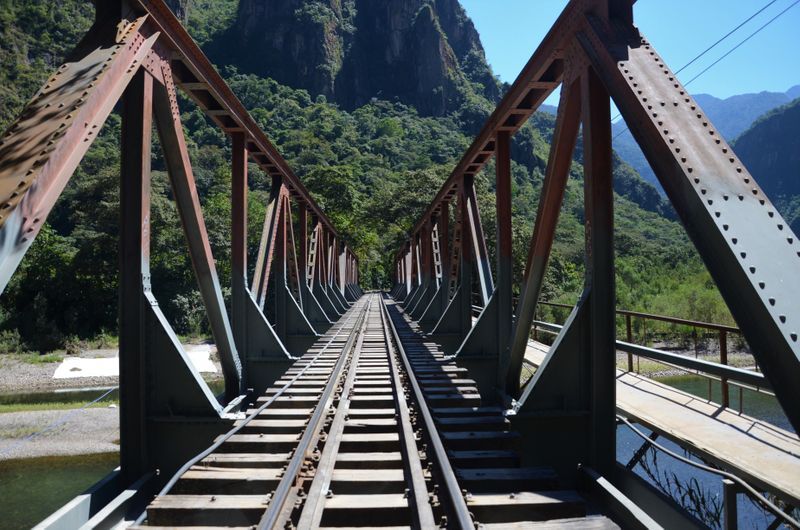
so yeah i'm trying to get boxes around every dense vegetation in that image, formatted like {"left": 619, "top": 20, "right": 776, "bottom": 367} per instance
{"left": 0, "top": 0, "right": 736, "bottom": 353}
{"left": 733, "top": 97, "right": 800, "bottom": 235}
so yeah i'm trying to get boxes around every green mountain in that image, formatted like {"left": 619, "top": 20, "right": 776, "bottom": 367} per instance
{"left": 612, "top": 86, "right": 800, "bottom": 192}
{"left": 202, "top": 0, "right": 500, "bottom": 117}
{"left": 733, "top": 98, "right": 800, "bottom": 234}
{"left": 0, "top": 0, "right": 731, "bottom": 352}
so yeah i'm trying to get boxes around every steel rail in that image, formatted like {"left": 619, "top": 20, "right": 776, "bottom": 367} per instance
{"left": 380, "top": 294, "right": 474, "bottom": 529}
{"left": 294, "top": 304, "right": 367, "bottom": 528}
{"left": 134, "top": 300, "right": 367, "bottom": 526}
{"left": 256, "top": 297, "right": 372, "bottom": 530}
{"left": 380, "top": 296, "right": 437, "bottom": 529}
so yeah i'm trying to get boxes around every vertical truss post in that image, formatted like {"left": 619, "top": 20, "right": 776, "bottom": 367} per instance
{"left": 119, "top": 69, "right": 153, "bottom": 484}
{"left": 326, "top": 234, "right": 349, "bottom": 311}
{"left": 510, "top": 67, "right": 616, "bottom": 481}
{"left": 440, "top": 202, "right": 450, "bottom": 291}
{"left": 494, "top": 130, "right": 514, "bottom": 388}
{"left": 581, "top": 65, "right": 616, "bottom": 473}
{"left": 273, "top": 193, "right": 317, "bottom": 348}
{"left": 410, "top": 220, "right": 436, "bottom": 318}
{"left": 431, "top": 183, "right": 475, "bottom": 354}
{"left": 312, "top": 222, "right": 342, "bottom": 317}
{"left": 419, "top": 204, "right": 451, "bottom": 331}
{"left": 505, "top": 79, "right": 582, "bottom": 396}
{"left": 297, "top": 206, "right": 332, "bottom": 331}
{"left": 231, "top": 133, "right": 247, "bottom": 358}
{"left": 299, "top": 206, "right": 308, "bottom": 287}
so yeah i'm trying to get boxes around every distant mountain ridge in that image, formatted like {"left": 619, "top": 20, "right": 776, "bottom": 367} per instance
{"left": 732, "top": 97, "right": 800, "bottom": 234}
{"left": 203, "top": 0, "right": 501, "bottom": 116}
{"left": 608, "top": 85, "right": 800, "bottom": 192}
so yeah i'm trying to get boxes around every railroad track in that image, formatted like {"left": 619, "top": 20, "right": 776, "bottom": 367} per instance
{"left": 135, "top": 293, "right": 617, "bottom": 529}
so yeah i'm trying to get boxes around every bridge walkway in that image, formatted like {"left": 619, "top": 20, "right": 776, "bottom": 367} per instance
{"left": 524, "top": 342, "right": 800, "bottom": 506}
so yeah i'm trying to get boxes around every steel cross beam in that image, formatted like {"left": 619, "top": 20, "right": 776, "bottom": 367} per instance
{"left": 577, "top": 12, "right": 800, "bottom": 432}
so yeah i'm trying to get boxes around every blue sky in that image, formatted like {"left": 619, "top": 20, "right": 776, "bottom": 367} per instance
{"left": 460, "top": 0, "right": 800, "bottom": 103}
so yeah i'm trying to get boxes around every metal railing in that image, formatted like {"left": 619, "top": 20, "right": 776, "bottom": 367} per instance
{"left": 469, "top": 301, "right": 767, "bottom": 412}
{"left": 537, "top": 301, "right": 748, "bottom": 409}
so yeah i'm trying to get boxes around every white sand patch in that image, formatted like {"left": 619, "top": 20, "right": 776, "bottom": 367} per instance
{"left": 53, "top": 345, "right": 217, "bottom": 379}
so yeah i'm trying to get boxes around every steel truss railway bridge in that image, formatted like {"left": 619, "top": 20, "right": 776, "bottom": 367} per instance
{"left": 1, "top": 0, "right": 798, "bottom": 528}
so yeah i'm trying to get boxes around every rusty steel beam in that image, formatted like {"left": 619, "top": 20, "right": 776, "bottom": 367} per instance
{"left": 118, "top": 68, "right": 154, "bottom": 483}
{"left": 578, "top": 13, "right": 800, "bottom": 433}
{"left": 153, "top": 60, "right": 242, "bottom": 400}
{"left": 506, "top": 78, "right": 582, "bottom": 396}
{"left": 581, "top": 64, "right": 616, "bottom": 473}
{"left": 231, "top": 133, "right": 248, "bottom": 355}
{"left": 0, "top": 15, "right": 159, "bottom": 292}
{"left": 252, "top": 178, "right": 285, "bottom": 307}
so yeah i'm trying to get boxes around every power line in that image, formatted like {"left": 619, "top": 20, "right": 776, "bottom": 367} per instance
{"left": 683, "top": 0, "right": 800, "bottom": 88}
{"left": 612, "top": 0, "right": 799, "bottom": 140}
{"left": 673, "top": 0, "right": 779, "bottom": 77}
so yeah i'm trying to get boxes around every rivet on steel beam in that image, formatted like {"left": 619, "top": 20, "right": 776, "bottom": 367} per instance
{"left": 769, "top": 211, "right": 775, "bottom": 218}
{"left": 788, "top": 238, "right": 793, "bottom": 244}
{"left": 791, "top": 333, "right": 797, "bottom": 342}
{"left": 780, "top": 315, "right": 787, "bottom": 323}
{"left": 723, "top": 225, "right": 729, "bottom": 231}
{"left": 778, "top": 224, "right": 784, "bottom": 230}
{"left": 723, "top": 195, "right": 729, "bottom": 201}
{"left": 769, "top": 298, "right": 776, "bottom": 306}
{"left": 731, "top": 238, "right": 737, "bottom": 244}
{"left": 749, "top": 267, "right": 756, "bottom": 273}
{"left": 687, "top": 167, "right": 693, "bottom": 173}
{"left": 741, "top": 252, "right": 747, "bottom": 258}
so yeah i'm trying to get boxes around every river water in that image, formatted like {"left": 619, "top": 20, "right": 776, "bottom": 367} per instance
{"left": 0, "top": 376, "right": 793, "bottom": 528}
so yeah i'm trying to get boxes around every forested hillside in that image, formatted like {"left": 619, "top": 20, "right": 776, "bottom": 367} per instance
{"left": 733, "top": 97, "right": 800, "bottom": 235}
{"left": 612, "top": 86, "right": 800, "bottom": 192}
{"left": 0, "top": 0, "right": 732, "bottom": 352}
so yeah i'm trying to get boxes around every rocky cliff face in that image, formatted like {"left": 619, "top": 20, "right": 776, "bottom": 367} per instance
{"left": 221, "top": 0, "right": 499, "bottom": 115}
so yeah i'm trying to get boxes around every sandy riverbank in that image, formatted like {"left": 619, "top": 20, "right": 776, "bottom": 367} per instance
{"left": 0, "top": 408, "right": 119, "bottom": 461}
{"left": 0, "top": 345, "right": 223, "bottom": 394}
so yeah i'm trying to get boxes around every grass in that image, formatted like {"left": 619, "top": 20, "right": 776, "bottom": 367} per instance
{"left": 18, "top": 353, "right": 64, "bottom": 365}
{"left": 0, "top": 401, "right": 118, "bottom": 414}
